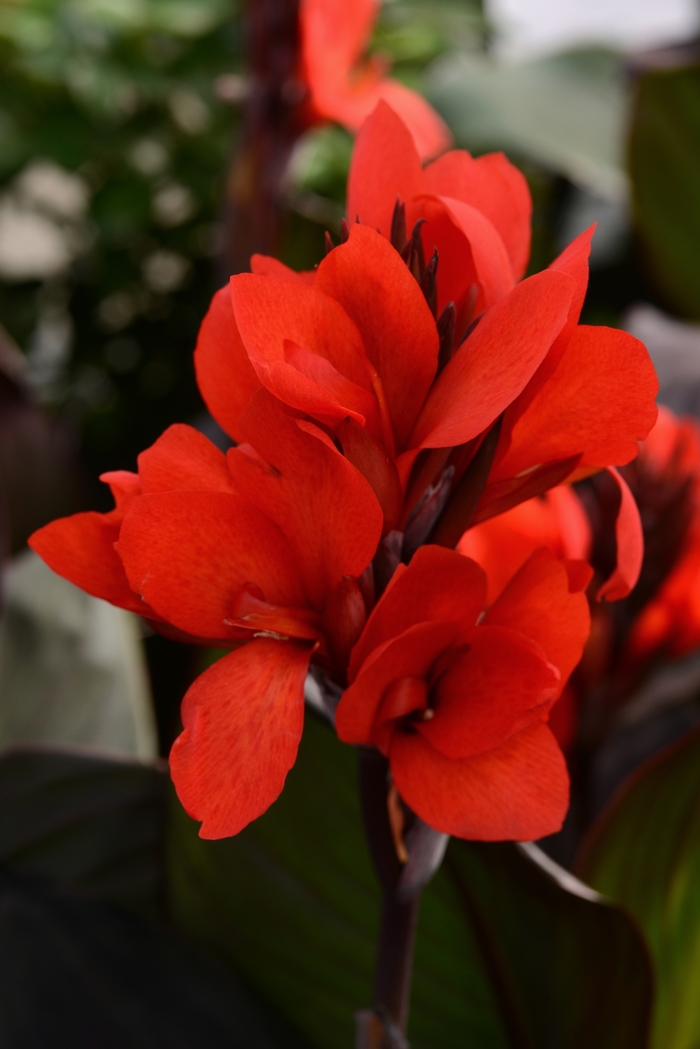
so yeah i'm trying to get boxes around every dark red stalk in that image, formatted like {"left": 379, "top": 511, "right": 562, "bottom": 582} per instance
{"left": 222, "top": 0, "right": 305, "bottom": 276}
{"left": 357, "top": 748, "right": 418, "bottom": 1049}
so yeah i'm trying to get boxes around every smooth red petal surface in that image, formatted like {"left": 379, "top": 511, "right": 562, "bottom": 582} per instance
{"left": 99, "top": 470, "right": 140, "bottom": 511}
{"left": 300, "top": 0, "right": 377, "bottom": 87}
{"left": 422, "top": 150, "right": 532, "bottom": 280}
{"left": 137, "top": 424, "right": 234, "bottom": 494}
{"left": 170, "top": 641, "right": 310, "bottom": 839}
{"left": 193, "top": 285, "right": 261, "bottom": 444}
{"left": 458, "top": 493, "right": 569, "bottom": 603}
{"left": 494, "top": 326, "right": 659, "bottom": 480}
{"left": 337, "top": 621, "right": 460, "bottom": 744}
{"left": 548, "top": 226, "right": 593, "bottom": 347}
{"left": 349, "top": 545, "right": 487, "bottom": 681}
{"left": 597, "top": 467, "right": 644, "bottom": 601}
{"left": 390, "top": 722, "right": 569, "bottom": 840}
{"left": 485, "top": 551, "right": 590, "bottom": 692}
{"left": 419, "top": 625, "right": 558, "bottom": 760}
{"left": 29, "top": 512, "right": 151, "bottom": 617}
{"left": 336, "top": 417, "right": 404, "bottom": 531}
{"left": 315, "top": 225, "right": 438, "bottom": 448}
{"left": 410, "top": 270, "right": 574, "bottom": 451}
{"left": 118, "top": 491, "right": 306, "bottom": 640}
{"left": 230, "top": 274, "right": 373, "bottom": 419}
{"left": 230, "top": 391, "right": 383, "bottom": 609}
{"left": 332, "top": 79, "right": 451, "bottom": 161}
{"left": 346, "top": 100, "right": 423, "bottom": 236}
{"left": 435, "top": 195, "right": 516, "bottom": 309}
{"left": 250, "top": 255, "right": 315, "bottom": 284}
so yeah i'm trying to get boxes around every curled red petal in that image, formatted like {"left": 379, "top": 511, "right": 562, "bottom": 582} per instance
{"left": 349, "top": 545, "right": 487, "bottom": 681}
{"left": 29, "top": 512, "right": 153, "bottom": 617}
{"left": 337, "top": 621, "right": 460, "bottom": 745}
{"left": 422, "top": 149, "right": 532, "bottom": 280}
{"left": 250, "top": 254, "right": 315, "bottom": 284}
{"left": 597, "top": 467, "right": 644, "bottom": 602}
{"left": 193, "top": 285, "right": 261, "bottom": 444}
{"left": 485, "top": 550, "right": 590, "bottom": 693}
{"left": 230, "top": 390, "right": 383, "bottom": 610}
{"left": 390, "top": 722, "right": 569, "bottom": 841}
{"left": 170, "top": 641, "right": 310, "bottom": 839}
{"left": 315, "top": 225, "right": 438, "bottom": 449}
{"left": 137, "top": 424, "right": 234, "bottom": 494}
{"left": 418, "top": 625, "right": 559, "bottom": 760}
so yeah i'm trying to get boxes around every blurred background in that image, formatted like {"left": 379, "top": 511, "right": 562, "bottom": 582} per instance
{"left": 2, "top": 1, "right": 700, "bottom": 1046}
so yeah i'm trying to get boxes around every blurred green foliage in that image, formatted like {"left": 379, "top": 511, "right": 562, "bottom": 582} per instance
{"left": 629, "top": 61, "right": 700, "bottom": 322}
{"left": 0, "top": 0, "right": 242, "bottom": 485}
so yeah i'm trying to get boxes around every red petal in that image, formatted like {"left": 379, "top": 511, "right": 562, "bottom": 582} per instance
{"left": 349, "top": 545, "right": 486, "bottom": 680}
{"left": 301, "top": 0, "right": 378, "bottom": 90}
{"left": 118, "top": 490, "right": 306, "bottom": 640}
{"left": 431, "top": 194, "right": 516, "bottom": 309}
{"left": 410, "top": 270, "right": 574, "bottom": 451}
{"left": 29, "top": 512, "right": 152, "bottom": 617}
{"left": 390, "top": 722, "right": 569, "bottom": 840}
{"left": 250, "top": 254, "right": 315, "bottom": 284}
{"left": 230, "top": 391, "right": 383, "bottom": 610}
{"left": 346, "top": 100, "right": 423, "bottom": 236}
{"left": 170, "top": 641, "right": 310, "bottom": 838}
{"left": 315, "top": 225, "right": 438, "bottom": 449}
{"left": 230, "top": 273, "right": 376, "bottom": 421}
{"left": 422, "top": 150, "right": 532, "bottom": 280}
{"left": 99, "top": 470, "right": 140, "bottom": 510}
{"left": 597, "top": 467, "right": 644, "bottom": 601}
{"left": 485, "top": 551, "right": 590, "bottom": 692}
{"left": 332, "top": 80, "right": 451, "bottom": 162}
{"left": 336, "top": 621, "right": 461, "bottom": 745}
{"left": 137, "top": 424, "right": 234, "bottom": 494}
{"left": 494, "top": 326, "right": 659, "bottom": 480}
{"left": 194, "top": 285, "right": 261, "bottom": 443}
{"left": 418, "top": 625, "right": 558, "bottom": 759}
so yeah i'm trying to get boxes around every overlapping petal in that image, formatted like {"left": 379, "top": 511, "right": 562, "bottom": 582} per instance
{"left": 390, "top": 722, "right": 569, "bottom": 840}
{"left": 170, "top": 641, "right": 310, "bottom": 839}
{"left": 302, "top": 7, "right": 451, "bottom": 161}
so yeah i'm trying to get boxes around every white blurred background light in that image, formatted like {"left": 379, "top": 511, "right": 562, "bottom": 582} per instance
{"left": 485, "top": 0, "right": 700, "bottom": 59}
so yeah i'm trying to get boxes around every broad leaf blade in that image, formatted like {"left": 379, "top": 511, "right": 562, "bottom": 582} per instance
{"left": 168, "top": 711, "right": 652, "bottom": 1048}
{"left": 629, "top": 63, "right": 700, "bottom": 320}
{"left": 0, "top": 748, "right": 167, "bottom": 914}
{"left": 577, "top": 723, "right": 700, "bottom": 1049}
{"left": 0, "top": 872, "right": 307, "bottom": 1049}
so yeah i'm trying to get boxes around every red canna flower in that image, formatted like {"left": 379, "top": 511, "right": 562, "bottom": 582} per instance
{"left": 618, "top": 407, "right": 700, "bottom": 663}
{"left": 336, "top": 545, "right": 591, "bottom": 839}
{"left": 196, "top": 189, "right": 657, "bottom": 561}
{"left": 30, "top": 394, "right": 383, "bottom": 837}
{"left": 299, "top": 0, "right": 450, "bottom": 161}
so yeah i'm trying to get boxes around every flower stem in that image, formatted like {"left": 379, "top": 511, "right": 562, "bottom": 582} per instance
{"left": 357, "top": 748, "right": 421, "bottom": 1047}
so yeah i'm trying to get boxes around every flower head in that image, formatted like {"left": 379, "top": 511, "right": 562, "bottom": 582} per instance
{"left": 300, "top": 0, "right": 450, "bottom": 160}
{"left": 337, "top": 545, "right": 591, "bottom": 839}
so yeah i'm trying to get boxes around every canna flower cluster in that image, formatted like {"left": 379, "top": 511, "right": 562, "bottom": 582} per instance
{"left": 30, "top": 103, "right": 658, "bottom": 845}
{"left": 460, "top": 407, "right": 700, "bottom": 749}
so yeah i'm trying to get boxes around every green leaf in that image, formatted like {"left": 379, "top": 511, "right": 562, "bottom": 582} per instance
{"left": 168, "top": 711, "right": 652, "bottom": 1048}
{"left": 0, "top": 748, "right": 308, "bottom": 1047}
{"left": 629, "top": 63, "right": 700, "bottom": 320}
{"left": 428, "top": 48, "right": 628, "bottom": 201}
{"left": 0, "top": 748, "right": 167, "bottom": 914}
{"left": 577, "top": 723, "right": 700, "bottom": 1049}
{"left": 0, "top": 870, "right": 312, "bottom": 1048}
